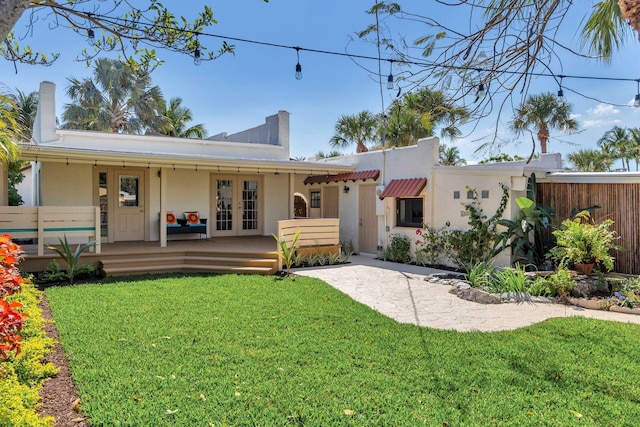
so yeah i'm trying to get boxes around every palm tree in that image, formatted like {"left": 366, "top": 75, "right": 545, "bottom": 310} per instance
{"left": 598, "top": 126, "right": 633, "bottom": 171}
{"left": 62, "top": 58, "right": 166, "bottom": 134}
{"left": 581, "top": 0, "right": 631, "bottom": 61}
{"left": 8, "top": 89, "right": 38, "bottom": 141}
{"left": 510, "top": 92, "right": 578, "bottom": 158}
{"left": 567, "top": 149, "right": 614, "bottom": 172}
{"left": 330, "top": 110, "right": 379, "bottom": 153}
{"left": 627, "top": 127, "right": 640, "bottom": 171}
{"left": 0, "top": 93, "right": 20, "bottom": 164}
{"left": 385, "top": 88, "right": 468, "bottom": 147}
{"left": 439, "top": 144, "right": 466, "bottom": 165}
{"left": 157, "top": 97, "right": 207, "bottom": 138}
{"left": 315, "top": 150, "right": 342, "bottom": 159}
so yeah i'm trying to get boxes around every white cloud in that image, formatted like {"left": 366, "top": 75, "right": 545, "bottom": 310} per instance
{"left": 570, "top": 113, "right": 582, "bottom": 120}
{"left": 586, "top": 103, "right": 620, "bottom": 116}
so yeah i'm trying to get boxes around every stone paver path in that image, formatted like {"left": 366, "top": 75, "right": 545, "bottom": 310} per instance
{"left": 293, "top": 255, "right": 640, "bottom": 332}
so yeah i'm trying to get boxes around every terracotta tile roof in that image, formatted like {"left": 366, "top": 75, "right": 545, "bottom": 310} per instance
{"left": 378, "top": 178, "right": 428, "bottom": 199}
{"left": 304, "top": 169, "right": 380, "bottom": 185}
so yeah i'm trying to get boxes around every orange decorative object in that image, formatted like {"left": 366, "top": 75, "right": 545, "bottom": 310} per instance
{"left": 166, "top": 212, "right": 177, "bottom": 224}
{"left": 186, "top": 212, "right": 200, "bottom": 224}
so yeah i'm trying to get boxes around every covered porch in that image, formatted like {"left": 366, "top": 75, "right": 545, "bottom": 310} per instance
{"left": 17, "top": 218, "right": 341, "bottom": 276}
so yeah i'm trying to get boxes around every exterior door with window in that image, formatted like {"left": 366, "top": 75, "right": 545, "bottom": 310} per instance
{"left": 211, "top": 175, "right": 263, "bottom": 236}
{"left": 113, "top": 170, "right": 145, "bottom": 241}
{"left": 359, "top": 184, "right": 378, "bottom": 254}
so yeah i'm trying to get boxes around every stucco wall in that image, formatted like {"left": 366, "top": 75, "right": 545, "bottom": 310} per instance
{"left": 165, "top": 168, "right": 211, "bottom": 222}
{"left": 263, "top": 173, "right": 290, "bottom": 236}
{"left": 41, "top": 163, "right": 93, "bottom": 206}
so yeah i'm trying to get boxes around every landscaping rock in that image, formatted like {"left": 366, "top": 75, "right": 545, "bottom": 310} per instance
{"left": 573, "top": 280, "right": 601, "bottom": 299}
{"left": 568, "top": 297, "right": 610, "bottom": 310}
{"left": 451, "top": 286, "right": 503, "bottom": 304}
{"left": 609, "top": 305, "right": 640, "bottom": 315}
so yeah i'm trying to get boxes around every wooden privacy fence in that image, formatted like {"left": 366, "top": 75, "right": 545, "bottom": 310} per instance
{"left": 537, "top": 182, "right": 640, "bottom": 275}
{"left": 276, "top": 218, "right": 340, "bottom": 270}
{"left": 0, "top": 206, "right": 101, "bottom": 256}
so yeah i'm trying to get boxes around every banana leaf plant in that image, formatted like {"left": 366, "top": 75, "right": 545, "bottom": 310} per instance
{"left": 493, "top": 173, "right": 555, "bottom": 267}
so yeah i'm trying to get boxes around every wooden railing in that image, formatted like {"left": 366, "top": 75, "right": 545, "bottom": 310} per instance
{"left": 276, "top": 218, "right": 340, "bottom": 270}
{"left": 0, "top": 206, "right": 101, "bottom": 255}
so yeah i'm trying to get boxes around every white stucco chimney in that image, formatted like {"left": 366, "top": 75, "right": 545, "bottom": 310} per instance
{"left": 32, "top": 81, "right": 57, "bottom": 143}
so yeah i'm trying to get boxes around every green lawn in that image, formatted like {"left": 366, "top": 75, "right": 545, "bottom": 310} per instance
{"left": 45, "top": 274, "right": 640, "bottom": 426}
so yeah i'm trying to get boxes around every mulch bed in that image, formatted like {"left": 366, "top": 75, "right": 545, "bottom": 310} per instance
{"left": 38, "top": 296, "right": 89, "bottom": 427}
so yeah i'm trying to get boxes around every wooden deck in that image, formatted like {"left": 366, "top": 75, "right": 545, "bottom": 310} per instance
{"left": 19, "top": 236, "right": 280, "bottom": 277}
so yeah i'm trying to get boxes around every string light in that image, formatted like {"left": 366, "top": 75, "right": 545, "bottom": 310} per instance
{"left": 476, "top": 83, "right": 485, "bottom": 100}
{"left": 634, "top": 80, "right": 640, "bottom": 108}
{"left": 86, "top": 13, "right": 95, "bottom": 45}
{"left": 56, "top": 7, "right": 640, "bottom": 107}
{"left": 557, "top": 75, "right": 565, "bottom": 98}
{"left": 294, "top": 47, "right": 302, "bottom": 80}
{"left": 387, "top": 60, "right": 394, "bottom": 90}
{"left": 194, "top": 33, "right": 202, "bottom": 66}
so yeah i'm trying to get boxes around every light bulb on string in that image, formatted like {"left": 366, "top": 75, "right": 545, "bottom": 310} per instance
{"left": 194, "top": 33, "right": 202, "bottom": 66}
{"left": 557, "top": 75, "right": 565, "bottom": 98}
{"left": 295, "top": 47, "right": 303, "bottom": 80}
{"left": 634, "top": 80, "right": 640, "bottom": 108}
{"left": 387, "top": 60, "right": 394, "bottom": 90}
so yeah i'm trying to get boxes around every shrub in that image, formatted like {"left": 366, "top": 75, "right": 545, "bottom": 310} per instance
{"left": 384, "top": 234, "right": 412, "bottom": 263}
{"left": 273, "top": 230, "right": 300, "bottom": 276}
{"left": 492, "top": 265, "right": 528, "bottom": 294}
{"left": 452, "top": 185, "right": 509, "bottom": 272}
{"left": 0, "top": 236, "right": 56, "bottom": 426}
{"left": 550, "top": 211, "right": 621, "bottom": 272}
{"left": 466, "top": 262, "right": 497, "bottom": 289}
{"left": 415, "top": 225, "right": 452, "bottom": 266}
{"left": 48, "top": 236, "right": 97, "bottom": 284}
{"left": 40, "top": 260, "right": 68, "bottom": 284}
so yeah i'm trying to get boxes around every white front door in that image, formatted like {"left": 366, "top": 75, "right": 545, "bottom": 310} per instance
{"left": 211, "top": 175, "right": 263, "bottom": 236}
{"left": 113, "top": 170, "right": 145, "bottom": 241}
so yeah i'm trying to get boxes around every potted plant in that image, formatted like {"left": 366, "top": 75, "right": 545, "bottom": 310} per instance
{"left": 549, "top": 211, "right": 621, "bottom": 273}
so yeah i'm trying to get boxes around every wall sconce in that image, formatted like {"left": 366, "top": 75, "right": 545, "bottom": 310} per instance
{"left": 343, "top": 186, "right": 350, "bottom": 194}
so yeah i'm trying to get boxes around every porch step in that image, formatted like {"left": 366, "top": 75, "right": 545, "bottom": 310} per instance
{"left": 100, "top": 251, "right": 278, "bottom": 276}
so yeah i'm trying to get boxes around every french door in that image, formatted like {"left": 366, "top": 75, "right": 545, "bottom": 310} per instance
{"left": 211, "top": 175, "right": 263, "bottom": 236}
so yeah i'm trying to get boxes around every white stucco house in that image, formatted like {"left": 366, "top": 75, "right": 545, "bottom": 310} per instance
{"left": 2, "top": 81, "right": 358, "bottom": 251}
{"left": 302, "top": 139, "right": 563, "bottom": 265}
{"left": 2, "top": 80, "right": 573, "bottom": 272}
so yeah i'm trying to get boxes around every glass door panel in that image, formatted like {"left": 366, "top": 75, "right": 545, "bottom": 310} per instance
{"left": 215, "top": 179, "right": 234, "bottom": 232}
{"left": 242, "top": 179, "right": 259, "bottom": 231}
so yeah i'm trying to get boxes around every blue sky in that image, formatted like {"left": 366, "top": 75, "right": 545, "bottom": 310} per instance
{"left": 2, "top": 1, "right": 639, "bottom": 166}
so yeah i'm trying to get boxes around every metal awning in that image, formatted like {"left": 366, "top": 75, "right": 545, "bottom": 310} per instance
{"left": 378, "top": 178, "right": 427, "bottom": 199}
{"left": 304, "top": 169, "right": 380, "bottom": 185}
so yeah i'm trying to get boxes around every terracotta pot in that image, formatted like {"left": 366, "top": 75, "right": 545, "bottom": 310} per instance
{"left": 573, "top": 263, "right": 594, "bottom": 274}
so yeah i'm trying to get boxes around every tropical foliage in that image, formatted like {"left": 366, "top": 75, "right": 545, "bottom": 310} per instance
{"left": 330, "top": 110, "right": 379, "bottom": 153}
{"left": 550, "top": 211, "right": 621, "bottom": 272}
{"left": 567, "top": 149, "right": 615, "bottom": 172}
{"left": 156, "top": 97, "right": 207, "bottom": 139}
{"left": 510, "top": 93, "right": 578, "bottom": 158}
{"left": 0, "top": 92, "right": 20, "bottom": 164}
{"left": 385, "top": 88, "right": 468, "bottom": 147}
{"left": 62, "top": 58, "right": 166, "bottom": 134}
{"left": 439, "top": 144, "right": 466, "bottom": 165}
